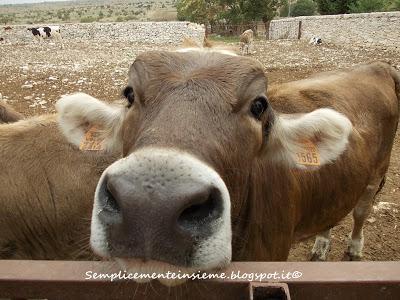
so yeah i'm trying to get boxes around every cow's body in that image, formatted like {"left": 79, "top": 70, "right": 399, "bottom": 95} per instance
{"left": 0, "top": 100, "right": 23, "bottom": 124}
{"left": 0, "top": 114, "right": 116, "bottom": 259}
{"left": 245, "top": 62, "right": 399, "bottom": 260}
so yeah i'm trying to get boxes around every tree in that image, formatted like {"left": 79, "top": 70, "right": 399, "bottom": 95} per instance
{"left": 176, "top": 0, "right": 283, "bottom": 25}
{"left": 241, "top": 0, "right": 283, "bottom": 23}
{"left": 386, "top": 0, "right": 400, "bottom": 10}
{"left": 315, "top": 0, "right": 356, "bottom": 14}
{"left": 291, "top": 0, "right": 317, "bottom": 16}
{"left": 279, "top": 0, "right": 289, "bottom": 17}
{"left": 176, "top": 0, "right": 220, "bottom": 24}
{"left": 349, "top": 0, "right": 386, "bottom": 13}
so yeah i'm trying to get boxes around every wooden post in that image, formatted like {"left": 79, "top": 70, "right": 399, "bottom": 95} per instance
{"left": 298, "top": 20, "right": 302, "bottom": 40}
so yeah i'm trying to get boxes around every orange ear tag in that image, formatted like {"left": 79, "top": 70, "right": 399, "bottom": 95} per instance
{"left": 79, "top": 126, "right": 105, "bottom": 151}
{"left": 294, "top": 140, "right": 320, "bottom": 166}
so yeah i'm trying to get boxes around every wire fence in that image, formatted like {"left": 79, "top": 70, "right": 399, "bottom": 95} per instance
{"left": 207, "top": 22, "right": 267, "bottom": 38}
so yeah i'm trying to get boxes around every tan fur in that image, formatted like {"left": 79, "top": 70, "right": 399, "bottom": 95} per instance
{"left": 0, "top": 115, "right": 117, "bottom": 259}
{"left": 0, "top": 100, "right": 23, "bottom": 124}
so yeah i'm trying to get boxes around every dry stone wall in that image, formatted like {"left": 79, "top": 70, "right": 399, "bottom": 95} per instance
{"left": 1, "top": 21, "right": 205, "bottom": 45}
{"left": 269, "top": 12, "right": 400, "bottom": 50}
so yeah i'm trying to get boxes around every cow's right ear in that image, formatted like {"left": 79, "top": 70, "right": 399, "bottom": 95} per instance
{"left": 55, "top": 93, "right": 126, "bottom": 153}
{"left": 265, "top": 108, "right": 353, "bottom": 169}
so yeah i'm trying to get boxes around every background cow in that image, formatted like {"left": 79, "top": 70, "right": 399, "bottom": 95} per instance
{"left": 27, "top": 26, "right": 63, "bottom": 48}
{"left": 309, "top": 36, "right": 322, "bottom": 45}
{"left": 239, "top": 29, "right": 254, "bottom": 55}
{"left": 55, "top": 52, "right": 399, "bottom": 286}
{"left": 0, "top": 95, "right": 117, "bottom": 259}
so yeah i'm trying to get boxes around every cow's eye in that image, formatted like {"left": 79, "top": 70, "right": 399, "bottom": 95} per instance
{"left": 250, "top": 96, "right": 268, "bottom": 120}
{"left": 123, "top": 86, "right": 134, "bottom": 107}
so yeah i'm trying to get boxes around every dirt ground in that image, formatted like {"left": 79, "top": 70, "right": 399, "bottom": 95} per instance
{"left": 0, "top": 38, "right": 399, "bottom": 261}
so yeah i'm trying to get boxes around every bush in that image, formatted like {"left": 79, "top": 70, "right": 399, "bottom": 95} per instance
{"left": 386, "top": 0, "right": 400, "bottom": 10}
{"left": 80, "top": 16, "right": 97, "bottom": 23}
{"left": 291, "top": 0, "right": 317, "bottom": 16}
{"left": 124, "top": 15, "right": 138, "bottom": 21}
{"left": 279, "top": 0, "right": 289, "bottom": 16}
{"left": 315, "top": 0, "right": 356, "bottom": 14}
{"left": 349, "top": 0, "right": 386, "bottom": 13}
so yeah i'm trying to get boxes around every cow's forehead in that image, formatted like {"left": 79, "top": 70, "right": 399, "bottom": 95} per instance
{"left": 128, "top": 50, "right": 266, "bottom": 103}
{"left": 131, "top": 50, "right": 265, "bottom": 81}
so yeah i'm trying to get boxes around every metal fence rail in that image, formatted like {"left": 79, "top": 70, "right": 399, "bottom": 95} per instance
{"left": 0, "top": 260, "right": 399, "bottom": 300}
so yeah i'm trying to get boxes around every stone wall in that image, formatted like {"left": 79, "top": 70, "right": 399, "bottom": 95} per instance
{"left": 269, "top": 12, "right": 400, "bottom": 50}
{"left": 1, "top": 21, "right": 205, "bottom": 45}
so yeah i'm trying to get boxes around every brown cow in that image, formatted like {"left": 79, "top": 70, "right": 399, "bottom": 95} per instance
{"left": 55, "top": 50, "right": 398, "bottom": 285}
{"left": 0, "top": 100, "right": 23, "bottom": 124}
{"left": 239, "top": 29, "right": 254, "bottom": 55}
{"left": 0, "top": 94, "right": 118, "bottom": 259}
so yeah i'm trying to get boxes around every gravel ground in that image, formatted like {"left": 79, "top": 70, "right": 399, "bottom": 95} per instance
{"left": 0, "top": 38, "right": 399, "bottom": 261}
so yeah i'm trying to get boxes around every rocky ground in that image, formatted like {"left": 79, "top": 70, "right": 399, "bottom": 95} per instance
{"left": 0, "top": 37, "right": 399, "bottom": 261}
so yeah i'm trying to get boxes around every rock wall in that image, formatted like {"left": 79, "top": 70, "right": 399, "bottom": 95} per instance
{"left": 269, "top": 12, "right": 400, "bottom": 50}
{"left": 1, "top": 21, "right": 205, "bottom": 45}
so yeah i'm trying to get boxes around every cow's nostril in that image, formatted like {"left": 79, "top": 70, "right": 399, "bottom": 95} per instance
{"left": 97, "top": 177, "right": 123, "bottom": 225}
{"left": 178, "top": 188, "right": 223, "bottom": 236}
{"left": 104, "top": 183, "right": 120, "bottom": 213}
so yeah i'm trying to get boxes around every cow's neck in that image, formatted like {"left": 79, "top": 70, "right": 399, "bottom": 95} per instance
{"left": 232, "top": 160, "right": 299, "bottom": 261}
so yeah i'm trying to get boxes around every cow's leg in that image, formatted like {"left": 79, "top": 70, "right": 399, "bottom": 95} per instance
{"left": 310, "top": 229, "right": 331, "bottom": 261}
{"left": 344, "top": 177, "right": 384, "bottom": 261}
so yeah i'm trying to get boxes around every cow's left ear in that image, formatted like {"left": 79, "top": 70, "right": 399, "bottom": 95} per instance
{"left": 266, "top": 108, "right": 353, "bottom": 168}
{"left": 55, "top": 93, "right": 126, "bottom": 153}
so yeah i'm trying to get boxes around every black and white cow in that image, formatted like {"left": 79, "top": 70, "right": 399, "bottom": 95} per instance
{"left": 28, "top": 26, "right": 62, "bottom": 41}
{"left": 309, "top": 36, "right": 322, "bottom": 45}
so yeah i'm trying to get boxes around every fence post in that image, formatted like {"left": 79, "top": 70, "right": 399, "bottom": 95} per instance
{"left": 297, "top": 20, "right": 302, "bottom": 40}
{"left": 265, "top": 21, "right": 271, "bottom": 40}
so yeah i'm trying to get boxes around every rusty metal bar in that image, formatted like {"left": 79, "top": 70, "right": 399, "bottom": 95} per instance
{"left": 0, "top": 261, "right": 399, "bottom": 300}
{"left": 249, "top": 282, "right": 291, "bottom": 300}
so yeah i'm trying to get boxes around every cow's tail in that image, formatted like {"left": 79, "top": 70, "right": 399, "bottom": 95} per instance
{"left": 387, "top": 63, "right": 400, "bottom": 133}
{"left": 389, "top": 65, "right": 400, "bottom": 107}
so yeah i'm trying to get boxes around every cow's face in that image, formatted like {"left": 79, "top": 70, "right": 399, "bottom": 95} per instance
{"left": 57, "top": 49, "right": 352, "bottom": 284}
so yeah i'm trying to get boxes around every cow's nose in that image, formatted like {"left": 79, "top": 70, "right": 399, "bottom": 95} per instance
{"left": 96, "top": 170, "right": 224, "bottom": 261}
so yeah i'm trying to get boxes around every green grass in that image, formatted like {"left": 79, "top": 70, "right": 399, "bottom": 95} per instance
{"left": 207, "top": 34, "right": 240, "bottom": 43}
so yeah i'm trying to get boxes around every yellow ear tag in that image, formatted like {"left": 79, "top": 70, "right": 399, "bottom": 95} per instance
{"left": 294, "top": 140, "right": 320, "bottom": 166}
{"left": 79, "top": 126, "right": 105, "bottom": 151}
